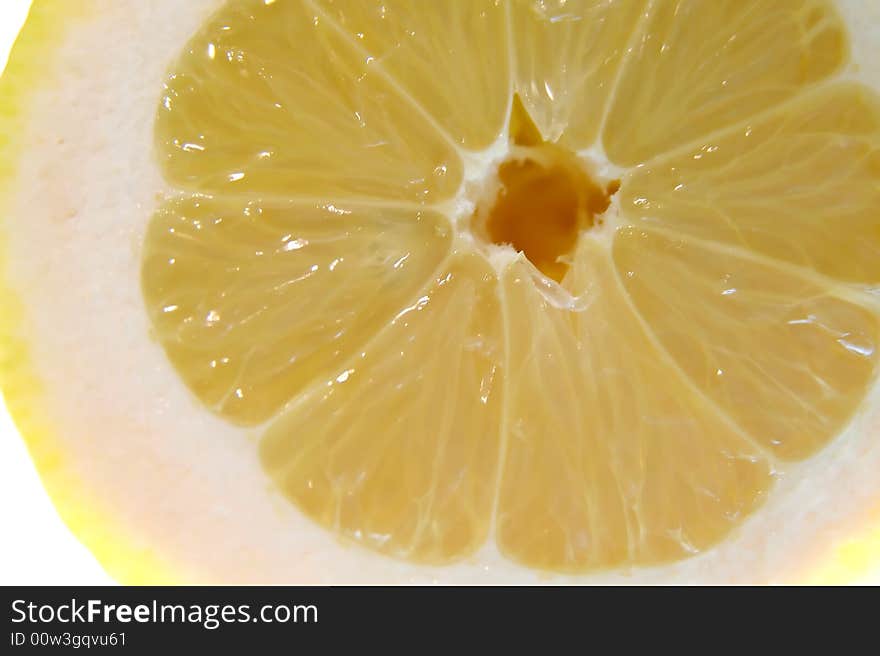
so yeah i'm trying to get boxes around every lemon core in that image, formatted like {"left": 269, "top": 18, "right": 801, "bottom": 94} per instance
{"left": 473, "top": 97, "right": 619, "bottom": 282}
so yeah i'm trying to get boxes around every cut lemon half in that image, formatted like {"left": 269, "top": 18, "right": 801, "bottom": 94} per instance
{"left": 2, "top": 0, "right": 880, "bottom": 583}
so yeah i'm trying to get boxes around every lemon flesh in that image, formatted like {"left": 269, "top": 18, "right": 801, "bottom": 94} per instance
{"left": 140, "top": 0, "right": 880, "bottom": 573}
{"left": 3, "top": 0, "right": 879, "bottom": 583}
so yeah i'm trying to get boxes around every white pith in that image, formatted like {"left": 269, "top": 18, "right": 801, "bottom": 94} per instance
{"left": 3, "top": 0, "right": 880, "bottom": 583}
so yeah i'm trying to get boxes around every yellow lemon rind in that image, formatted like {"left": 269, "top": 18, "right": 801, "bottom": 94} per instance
{"left": 0, "top": 0, "right": 180, "bottom": 585}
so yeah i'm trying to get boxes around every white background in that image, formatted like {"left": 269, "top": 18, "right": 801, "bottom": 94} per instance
{"left": 0, "top": 0, "right": 114, "bottom": 585}
{"left": 0, "top": 0, "right": 876, "bottom": 586}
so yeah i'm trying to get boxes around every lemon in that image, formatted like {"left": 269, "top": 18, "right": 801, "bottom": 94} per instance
{"left": 2, "top": 0, "right": 880, "bottom": 583}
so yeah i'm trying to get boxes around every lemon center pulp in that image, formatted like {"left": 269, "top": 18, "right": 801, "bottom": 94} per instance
{"left": 472, "top": 97, "right": 619, "bottom": 282}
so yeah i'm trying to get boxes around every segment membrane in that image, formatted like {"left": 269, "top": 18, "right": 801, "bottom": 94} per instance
{"left": 496, "top": 248, "right": 774, "bottom": 571}
{"left": 511, "top": 0, "right": 646, "bottom": 147}
{"left": 603, "top": 0, "right": 848, "bottom": 165}
{"left": 142, "top": 195, "right": 451, "bottom": 425}
{"left": 156, "top": 0, "right": 462, "bottom": 201}
{"left": 614, "top": 227, "right": 880, "bottom": 460}
{"left": 260, "top": 256, "right": 502, "bottom": 563}
{"left": 316, "top": 0, "right": 510, "bottom": 150}
{"left": 619, "top": 84, "right": 880, "bottom": 284}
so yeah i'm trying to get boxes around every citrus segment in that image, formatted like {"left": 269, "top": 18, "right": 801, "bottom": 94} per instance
{"left": 510, "top": 0, "right": 646, "bottom": 148}
{"left": 603, "top": 0, "right": 849, "bottom": 165}
{"left": 496, "top": 249, "right": 774, "bottom": 571}
{"left": 619, "top": 83, "right": 880, "bottom": 283}
{"left": 142, "top": 195, "right": 451, "bottom": 426}
{"left": 613, "top": 227, "right": 880, "bottom": 461}
{"left": 155, "top": 0, "right": 461, "bottom": 201}
{"left": 316, "top": 0, "right": 510, "bottom": 150}
{"left": 260, "top": 255, "right": 502, "bottom": 563}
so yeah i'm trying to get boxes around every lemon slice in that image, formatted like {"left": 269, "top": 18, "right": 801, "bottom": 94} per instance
{"left": 2, "top": 0, "right": 880, "bottom": 583}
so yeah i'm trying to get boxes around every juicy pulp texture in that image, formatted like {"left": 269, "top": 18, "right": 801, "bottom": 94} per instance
{"left": 142, "top": 0, "right": 880, "bottom": 572}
